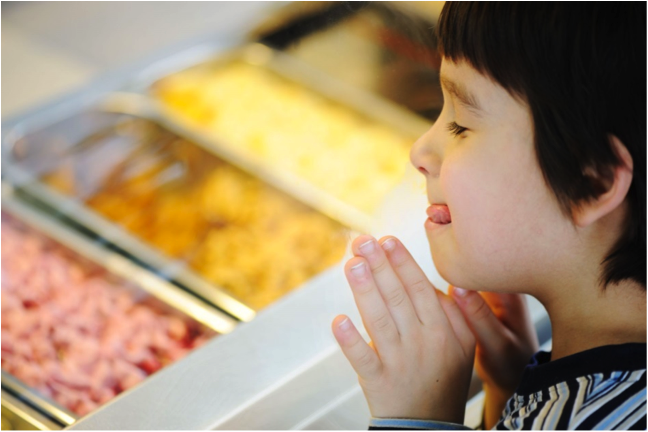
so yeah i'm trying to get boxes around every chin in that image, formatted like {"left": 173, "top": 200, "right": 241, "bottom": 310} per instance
{"left": 426, "top": 235, "right": 461, "bottom": 286}
{"left": 426, "top": 232, "right": 488, "bottom": 291}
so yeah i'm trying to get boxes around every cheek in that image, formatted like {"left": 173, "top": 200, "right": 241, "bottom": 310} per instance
{"left": 443, "top": 155, "right": 512, "bottom": 255}
{"left": 438, "top": 142, "right": 564, "bottom": 288}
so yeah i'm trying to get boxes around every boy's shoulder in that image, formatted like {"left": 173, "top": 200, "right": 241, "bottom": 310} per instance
{"left": 497, "top": 343, "right": 647, "bottom": 430}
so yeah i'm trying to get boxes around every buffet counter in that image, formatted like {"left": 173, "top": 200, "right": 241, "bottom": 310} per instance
{"left": 2, "top": 4, "right": 550, "bottom": 429}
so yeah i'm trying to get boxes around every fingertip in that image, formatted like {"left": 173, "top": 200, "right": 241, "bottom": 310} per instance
{"left": 378, "top": 236, "right": 398, "bottom": 252}
{"left": 351, "top": 234, "right": 376, "bottom": 255}
{"left": 332, "top": 314, "right": 350, "bottom": 330}
{"left": 344, "top": 257, "right": 369, "bottom": 282}
{"left": 344, "top": 256, "right": 365, "bottom": 271}
{"left": 450, "top": 287, "right": 480, "bottom": 316}
{"left": 332, "top": 318, "right": 382, "bottom": 380}
{"left": 332, "top": 315, "right": 356, "bottom": 344}
{"left": 451, "top": 286, "right": 472, "bottom": 302}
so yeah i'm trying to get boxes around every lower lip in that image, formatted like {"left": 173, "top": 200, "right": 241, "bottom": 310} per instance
{"left": 424, "top": 205, "right": 452, "bottom": 232}
{"left": 424, "top": 217, "right": 451, "bottom": 232}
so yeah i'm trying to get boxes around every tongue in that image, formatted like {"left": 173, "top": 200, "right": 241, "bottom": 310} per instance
{"left": 430, "top": 205, "right": 451, "bottom": 224}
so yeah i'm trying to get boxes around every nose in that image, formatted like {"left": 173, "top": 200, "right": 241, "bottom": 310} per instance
{"left": 410, "top": 124, "right": 442, "bottom": 178}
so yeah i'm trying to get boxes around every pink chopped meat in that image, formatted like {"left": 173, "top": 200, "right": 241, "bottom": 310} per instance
{"left": 74, "top": 398, "right": 99, "bottom": 417}
{"left": 1, "top": 332, "right": 14, "bottom": 354}
{"left": 1, "top": 214, "right": 215, "bottom": 417}
{"left": 138, "top": 357, "right": 162, "bottom": 374}
{"left": 1, "top": 291, "right": 22, "bottom": 312}
{"left": 89, "top": 358, "right": 117, "bottom": 390}
{"left": 166, "top": 316, "right": 188, "bottom": 341}
{"left": 123, "top": 342, "right": 151, "bottom": 365}
{"left": 112, "top": 358, "right": 146, "bottom": 391}
{"left": 90, "top": 386, "right": 116, "bottom": 405}
{"left": 31, "top": 340, "right": 56, "bottom": 362}
{"left": 167, "top": 346, "right": 190, "bottom": 362}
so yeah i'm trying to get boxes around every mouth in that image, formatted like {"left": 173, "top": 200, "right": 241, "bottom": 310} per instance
{"left": 426, "top": 204, "right": 452, "bottom": 225}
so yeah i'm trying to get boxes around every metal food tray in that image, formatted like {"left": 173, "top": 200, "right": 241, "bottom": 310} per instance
{"left": 1, "top": 187, "right": 237, "bottom": 428}
{"left": 2, "top": 381, "right": 64, "bottom": 430}
{"left": 127, "top": 43, "right": 432, "bottom": 233}
{"left": 1, "top": 98, "right": 352, "bottom": 321}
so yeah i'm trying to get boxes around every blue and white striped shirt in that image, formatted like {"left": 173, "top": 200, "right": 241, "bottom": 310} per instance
{"left": 369, "top": 343, "right": 646, "bottom": 430}
{"left": 496, "top": 343, "right": 646, "bottom": 430}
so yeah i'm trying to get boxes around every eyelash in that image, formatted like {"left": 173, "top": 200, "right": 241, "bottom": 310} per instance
{"left": 446, "top": 121, "right": 467, "bottom": 137}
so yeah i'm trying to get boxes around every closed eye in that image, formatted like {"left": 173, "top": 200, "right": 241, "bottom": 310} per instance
{"left": 447, "top": 121, "right": 468, "bottom": 136}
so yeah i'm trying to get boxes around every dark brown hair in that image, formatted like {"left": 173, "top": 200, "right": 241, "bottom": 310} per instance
{"left": 437, "top": 2, "right": 646, "bottom": 288}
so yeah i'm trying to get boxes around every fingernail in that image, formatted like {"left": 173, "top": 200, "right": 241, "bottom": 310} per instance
{"left": 350, "top": 262, "right": 366, "bottom": 278}
{"left": 453, "top": 287, "right": 469, "bottom": 297}
{"left": 338, "top": 317, "right": 352, "bottom": 332}
{"left": 359, "top": 239, "right": 375, "bottom": 255}
{"left": 381, "top": 238, "right": 396, "bottom": 252}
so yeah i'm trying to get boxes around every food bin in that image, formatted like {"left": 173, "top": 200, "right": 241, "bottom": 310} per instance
{"left": 3, "top": 97, "right": 351, "bottom": 318}
{"left": 252, "top": 2, "right": 445, "bottom": 122}
{"left": 0, "top": 191, "right": 236, "bottom": 428}
{"left": 130, "top": 43, "right": 430, "bottom": 234}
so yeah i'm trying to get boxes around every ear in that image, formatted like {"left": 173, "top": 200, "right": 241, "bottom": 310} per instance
{"left": 573, "top": 135, "right": 634, "bottom": 228}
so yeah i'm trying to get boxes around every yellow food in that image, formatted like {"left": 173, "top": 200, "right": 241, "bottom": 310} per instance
{"left": 43, "top": 119, "right": 348, "bottom": 310}
{"left": 153, "top": 62, "right": 412, "bottom": 214}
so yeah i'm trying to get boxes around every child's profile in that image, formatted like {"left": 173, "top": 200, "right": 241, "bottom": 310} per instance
{"left": 332, "top": 2, "right": 646, "bottom": 430}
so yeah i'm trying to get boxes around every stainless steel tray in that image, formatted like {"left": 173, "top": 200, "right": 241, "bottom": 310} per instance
{"left": 2, "top": 383, "right": 64, "bottom": 430}
{"left": 127, "top": 43, "right": 431, "bottom": 233}
{"left": 2, "top": 99, "right": 352, "bottom": 320}
{"left": 2, "top": 371, "right": 71, "bottom": 429}
{"left": 1, "top": 189, "right": 237, "bottom": 426}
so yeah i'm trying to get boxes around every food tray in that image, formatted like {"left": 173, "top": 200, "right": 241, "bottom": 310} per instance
{"left": 2, "top": 97, "right": 351, "bottom": 318}
{"left": 2, "top": 382, "right": 63, "bottom": 430}
{"left": 1, "top": 191, "right": 235, "bottom": 426}
{"left": 129, "top": 43, "right": 430, "bottom": 233}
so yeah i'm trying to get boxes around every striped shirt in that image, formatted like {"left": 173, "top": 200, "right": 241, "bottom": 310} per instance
{"left": 368, "top": 343, "right": 646, "bottom": 430}
{"left": 496, "top": 343, "right": 646, "bottom": 430}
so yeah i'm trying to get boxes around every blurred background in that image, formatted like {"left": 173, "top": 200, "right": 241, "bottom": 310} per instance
{"left": 2, "top": 1, "right": 445, "bottom": 120}
{"left": 2, "top": 2, "right": 276, "bottom": 119}
{"left": 1, "top": 2, "right": 550, "bottom": 430}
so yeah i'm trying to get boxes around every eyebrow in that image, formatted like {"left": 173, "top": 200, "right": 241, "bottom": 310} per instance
{"left": 439, "top": 75, "right": 483, "bottom": 116}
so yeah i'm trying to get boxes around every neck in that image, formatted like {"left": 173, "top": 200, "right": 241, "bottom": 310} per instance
{"left": 536, "top": 201, "right": 646, "bottom": 361}
{"left": 538, "top": 278, "right": 646, "bottom": 361}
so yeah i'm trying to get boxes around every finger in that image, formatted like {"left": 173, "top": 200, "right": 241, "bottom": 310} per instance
{"left": 352, "top": 236, "right": 418, "bottom": 333}
{"left": 345, "top": 256, "right": 400, "bottom": 348}
{"left": 378, "top": 236, "right": 445, "bottom": 326}
{"left": 469, "top": 291, "right": 536, "bottom": 340}
{"left": 332, "top": 315, "right": 383, "bottom": 380}
{"left": 478, "top": 292, "right": 527, "bottom": 323}
{"left": 436, "top": 291, "right": 475, "bottom": 357}
{"left": 450, "top": 287, "right": 511, "bottom": 355}
{"left": 487, "top": 293, "right": 538, "bottom": 346}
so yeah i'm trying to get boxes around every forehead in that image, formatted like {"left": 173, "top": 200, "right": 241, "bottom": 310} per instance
{"left": 439, "top": 59, "right": 527, "bottom": 119}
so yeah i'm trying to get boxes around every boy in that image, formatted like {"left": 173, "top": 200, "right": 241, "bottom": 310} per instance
{"left": 332, "top": 2, "right": 646, "bottom": 430}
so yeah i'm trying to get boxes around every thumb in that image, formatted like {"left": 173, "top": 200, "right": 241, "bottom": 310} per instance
{"left": 450, "top": 287, "right": 510, "bottom": 354}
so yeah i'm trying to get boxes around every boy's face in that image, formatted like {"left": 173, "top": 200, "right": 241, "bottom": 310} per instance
{"left": 410, "top": 59, "right": 576, "bottom": 293}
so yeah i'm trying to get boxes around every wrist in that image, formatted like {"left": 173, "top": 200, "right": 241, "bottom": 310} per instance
{"left": 370, "top": 405, "right": 465, "bottom": 425}
{"left": 482, "top": 383, "right": 514, "bottom": 402}
{"left": 482, "top": 384, "right": 514, "bottom": 429}
{"left": 370, "top": 417, "right": 472, "bottom": 430}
